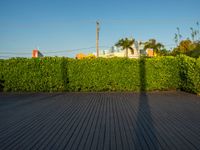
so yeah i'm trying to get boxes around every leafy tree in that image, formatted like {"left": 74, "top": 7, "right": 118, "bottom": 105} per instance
{"left": 179, "top": 40, "right": 194, "bottom": 53}
{"left": 115, "top": 38, "right": 135, "bottom": 57}
{"left": 172, "top": 39, "right": 200, "bottom": 58}
{"left": 172, "top": 22, "right": 200, "bottom": 58}
{"left": 159, "top": 49, "right": 171, "bottom": 56}
{"left": 144, "top": 39, "right": 164, "bottom": 56}
{"left": 188, "top": 41, "right": 200, "bottom": 58}
{"left": 172, "top": 39, "right": 193, "bottom": 55}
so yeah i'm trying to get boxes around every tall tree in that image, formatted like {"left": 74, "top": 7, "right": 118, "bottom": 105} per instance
{"left": 177, "top": 27, "right": 182, "bottom": 42}
{"left": 115, "top": 38, "right": 135, "bottom": 57}
{"left": 197, "top": 22, "right": 200, "bottom": 40}
{"left": 172, "top": 39, "right": 195, "bottom": 55}
{"left": 144, "top": 39, "right": 164, "bottom": 56}
{"left": 174, "top": 33, "right": 179, "bottom": 46}
{"left": 190, "top": 27, "right": 197, "bottom": 42}
{"left": 174, "top": 27, "right": 182, "bottom": 45}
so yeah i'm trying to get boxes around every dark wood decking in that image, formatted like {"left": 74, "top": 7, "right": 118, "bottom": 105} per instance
{"left": 0, "top": 92, "right": 200, "bottom": 150}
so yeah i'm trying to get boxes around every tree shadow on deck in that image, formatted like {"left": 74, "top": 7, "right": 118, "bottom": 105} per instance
{"left": 61, "top": 58, "right": 69, "bottom": 92}
{"left": 134, "top": 59, "right": 160, "bottom": 149}
{"left": 0, "top": 79, "right": 4, "bottom": 92}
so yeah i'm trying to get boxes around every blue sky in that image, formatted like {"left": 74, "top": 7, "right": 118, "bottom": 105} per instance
{"left": 0, "top": 0, "right": 200, "bottom": 58}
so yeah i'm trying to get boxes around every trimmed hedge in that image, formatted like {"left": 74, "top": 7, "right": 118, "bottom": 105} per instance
{"left": 0, "top": 57, "right": 65, "bottom": 92}
{"left": 0, "top": 59, "right": 4, "bottom": 91}
{"left": 177, "top": 55, "right": 200, "bottom": 94}
{"left": 0, "top": 55, "right": 199, "bottom": 94}
{"left": 67, "top": 57, "right": 180, "bottom": 91}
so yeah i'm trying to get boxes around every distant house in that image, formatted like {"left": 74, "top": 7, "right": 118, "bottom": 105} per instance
{"left": 100, "top": 41, "right": 154, "bottom": 58}
{"left": 76, "top": 53, "right": 86, "bottom": 59}
{"left": 32, "top": 49, "right": 43, "bottom": 58}
{"left": 146, "top": 48, "right": 154, "bottom": 57}
{"left": 75, "top": 53, "right": 96, "bottom": 59}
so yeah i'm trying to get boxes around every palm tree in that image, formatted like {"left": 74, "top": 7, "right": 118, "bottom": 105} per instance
{"left": 174, "top": 27, "right": 182, "bottom": 45}
{"left": 197, "top": 22, "right": 200, "bottom": 40}
{"left": 177, "top": 27, "right": 182, "bottom": 41}
{"left": 190, "top": 27, "right": 196, "bottom": 42}
{"left": 115, "top": 38, "right": 135, "bottom": 57}
{"left": 174, "top": 33, "right": 178, "bottom": 46}
{"left": 144, "top": 39, "right": 164, "bottom": 56}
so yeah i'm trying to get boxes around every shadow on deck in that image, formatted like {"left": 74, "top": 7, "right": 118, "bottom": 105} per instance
{"left": 134, "top": 58, "right": 160, "bottom": 149}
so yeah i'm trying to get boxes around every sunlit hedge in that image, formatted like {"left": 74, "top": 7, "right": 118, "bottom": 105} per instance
{"left": 0, "top": 56, "right": 199, "bottom": 94}
{"left": 66, "top": 57, "right": 180, "bottom": 91}
{"left": 0, "top": 57, "right": 65, "bottom": 92}
{"left": 178, "top": 55, "right": 200, "bottom": 94}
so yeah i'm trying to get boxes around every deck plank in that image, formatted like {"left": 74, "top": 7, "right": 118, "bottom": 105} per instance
{"left": 0, "top": 92, "right": 200, "bottom": 150}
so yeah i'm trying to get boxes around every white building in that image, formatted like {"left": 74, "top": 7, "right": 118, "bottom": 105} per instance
{"left": 100, "top": 41, "right": 147, "bottom": 58}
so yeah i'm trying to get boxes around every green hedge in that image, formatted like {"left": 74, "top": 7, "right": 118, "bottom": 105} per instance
{"left": 0, "top": 56, "right": 199, "bottom": 93}
{"left": 0, "top": 59, "right": 4, "bottom": 91}
{"left": 177, "top": 55, "right": 200, "bottom": 94}
{"left": 67, "top": 57, "right": 180, "bottom": 91}
{"left": 0, "top": 57, "right": 65, "bottom": 92}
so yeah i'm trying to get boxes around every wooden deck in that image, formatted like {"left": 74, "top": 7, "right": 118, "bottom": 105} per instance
{"left": 0, "top": 92, "right": 200, "bottom": 150}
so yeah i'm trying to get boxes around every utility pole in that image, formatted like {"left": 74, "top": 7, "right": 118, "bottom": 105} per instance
{"left": 96, "top": 21, "right": 100, "bottom": 57}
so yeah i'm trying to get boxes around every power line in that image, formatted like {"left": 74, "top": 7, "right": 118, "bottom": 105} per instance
{"left": 0, "top": 52, "right": 31, "bottom": 55}
{"left": 0, "top": 56, "right": 11, "bottom": 58}
{"left": 0, "top": 46, "right": 111, "bottom": 55}
{"left": 0, "top": 47, "right": 93, "bottom": 55}
{"left": 0, "top": 43, "right": 177, "bottom": 56}
{"left": 42, "top": 47, "right": 96, "bottom": 54}
{"left": 0, "top": 19, "right": 199, "bottom": 27}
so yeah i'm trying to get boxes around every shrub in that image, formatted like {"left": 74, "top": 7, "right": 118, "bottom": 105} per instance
{"left": 1, "top": 55, "right": 200, "bottom": 94}
{"left": 0, "top": 59, "right": 5, "bottom": 91}
{"left": 145, "top": 56, "right": 180, "bottom": 91}
{"left": 0, "top": 56, "right": 182, "bottom": 92}
{"left": 195, "top": 58, "right": 200, "bottom": 94}
{"left": 67, "top": 58, "right": 140, "bottom": 91}
{"left": 177, "top": 55, "right": 200, "bottom": 94}
{"left": 1, "top": 57, "right": 65, "bottom": 92}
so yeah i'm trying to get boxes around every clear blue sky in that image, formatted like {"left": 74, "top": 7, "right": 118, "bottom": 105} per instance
{"left": 0, "top": 0, "right": 200, "bottom": 58}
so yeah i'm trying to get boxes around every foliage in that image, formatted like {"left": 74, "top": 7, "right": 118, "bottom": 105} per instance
{"left": 0, "top": 57, "right": 181, "bottom": 92}
{"left": 1, "top": 56, "right": 200, "bottom": 94}
{"left": 67, "top": 57, "right": 180, "bottom": 91}
{"left": 144, "top": 39, "right": 165, "bottom": 56}
{"left": 0, "top": 59, "right": 5, "bottom": 91}
{"left": 0, "top": 57, "right": 65, "bottom": 92}
{"left": 172, "top": 40, "right": 194, "bottom": 54}
{"left": 172, "top": 40, "right": 200, "bottom": 58}
{"left": 143, "top": 56, "right": 180, "bottom": 91}
{"left": 159, "top": 49, "right": 171, "bottom": 56}
{"left": 174, "top": 27, "right": 182, "bottom": 46}
{"left": 85, "top": 54, "right": 96, "bottom": 59}
{"left": 115, "top": 38, "right": 135, "bottom": 57}
{"left": 172, "top": 22, "right": 200, "bottom": 58}
{"left": 188, "top": 41, "right": 200, "bottom": 58}
{"left": 195, "top": 57, "right": 200, "bottom": 94}
{"left": 177, "top": 55, "right": 200, "bottom": 94}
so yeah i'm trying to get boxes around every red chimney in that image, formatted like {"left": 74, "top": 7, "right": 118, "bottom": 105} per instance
{"left": 32, "top": 49, "right": 38, "bottom": 58}
{"left": 32, "top": 49, "right": 43, "bottom": 58}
